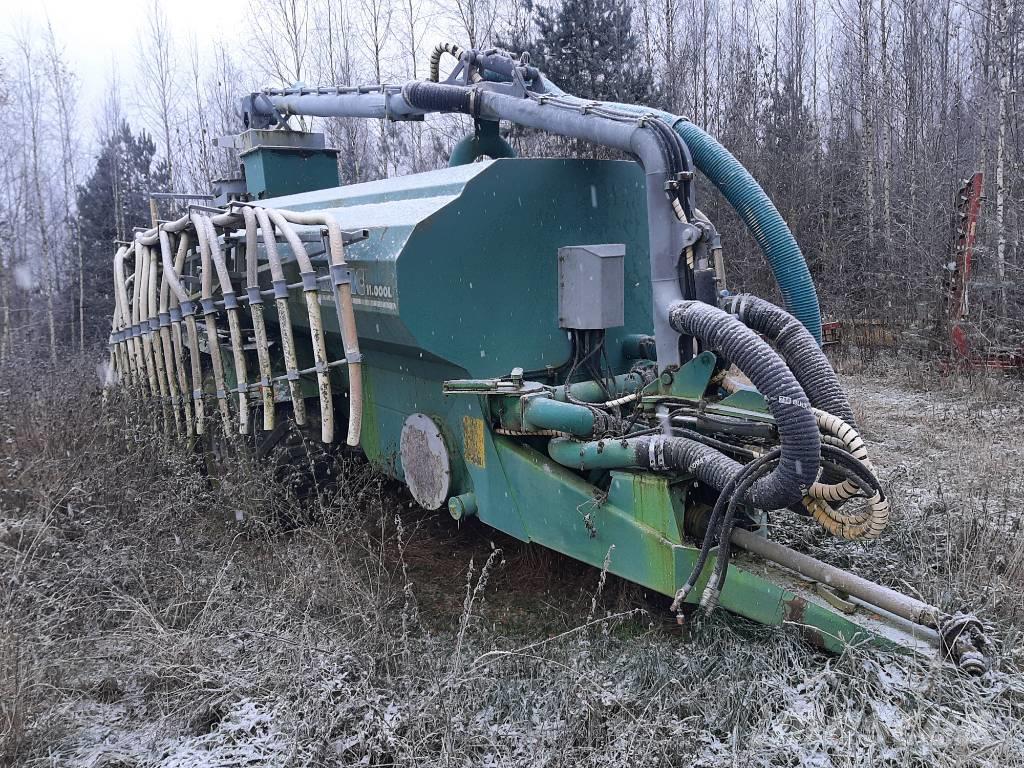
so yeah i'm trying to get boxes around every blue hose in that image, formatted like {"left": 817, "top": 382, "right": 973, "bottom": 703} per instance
{"left": 533, "top": 76, "right": 821, "bottom": 343}
{"left": 671, "top": 120, "right": 822, "bottom": 343}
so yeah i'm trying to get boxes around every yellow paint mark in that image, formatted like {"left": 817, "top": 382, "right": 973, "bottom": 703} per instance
{"left": 463, "top": 415, "right": 486, "bottom": 468}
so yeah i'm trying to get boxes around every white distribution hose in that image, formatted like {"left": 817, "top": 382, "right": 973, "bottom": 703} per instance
{"left": 158, "top": 229, "right": 196, "bottom": 434}
{"left": 190, "top": 212, "right": 233, "bottom": 431}
{"left": 126, "top": 245, "right": 148, "bottom": 393}
{"left": 239, "top": 206, "right": 276, "bottom": 431}
{"left": 808, "top": 409, "right": 872, "bottom": 501}
{"left": 158, "top": 228, "right": 206, "bottom": 435}
{"left": 145, "top": 243, "right": 174, "bottom": 432}
{"left": 112, "top": 203, "right": 364, "bottom": 448}
{"left": 253, "top": 206, "right": 306, "bottom": 427}
{"left": 200, "top": 214, "right": 251, "bottom": 435}
{"left": 264, "top": 208, "right": 334, "bottom": 444}
{"left": 113, "top": 247, "right": 137, "bottom": 385}
{"left": 156, "top": 243, "right": 184, "bottom": 435}
{"left": 133, "top": 239, "right": 160, "bottom": 400}
{"left": 275, "top": 209, "right": 363, "bottom": 447}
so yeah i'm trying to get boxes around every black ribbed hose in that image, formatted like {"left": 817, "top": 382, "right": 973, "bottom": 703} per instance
{"left": 724, "top": 293, "right": 856, "bottom": 428}
{"left": 667, "top": 300, "right": 821, "bottom": 509}
{"left": 403, "top": 81, "right": 474, "bottom": 114}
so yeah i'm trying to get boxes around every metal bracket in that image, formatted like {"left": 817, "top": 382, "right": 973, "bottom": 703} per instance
{"left": 329, "top": 264, "right": 358, "bottom": 290}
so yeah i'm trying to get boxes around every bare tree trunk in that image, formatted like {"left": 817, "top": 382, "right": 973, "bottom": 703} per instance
{"left": 16, "top": 32, "right": 57, "bottom": 361}
{"left": 993, "top": 0, "right": 1009, "bottom": 321}
{"left": 859, "top": 0, "right": 876, "bottom": 248}
{"left": 880, "top": 0, "right": 893, "bottom": 246}
{"left": 140, "top": 0, "right": 179, "bottom": 189}
{"left": 44, "top": 22, "right": 83, "bottom": 353}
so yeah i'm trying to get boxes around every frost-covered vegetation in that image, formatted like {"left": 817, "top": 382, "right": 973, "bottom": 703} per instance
{"left": 1, "top": 353, "right": 1023, "bottom": 766}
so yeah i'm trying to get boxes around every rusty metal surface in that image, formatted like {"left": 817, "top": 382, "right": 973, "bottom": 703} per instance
{"left": 400, "top": 414, "right": 452, "bottom": 511}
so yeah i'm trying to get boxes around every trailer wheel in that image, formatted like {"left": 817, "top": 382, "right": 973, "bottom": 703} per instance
{"left": 254, "top": 406, "right": 344, "bottom": 500}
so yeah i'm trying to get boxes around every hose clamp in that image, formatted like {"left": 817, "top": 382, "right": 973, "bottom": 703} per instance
{"left": 344, "top": 351, "right": 363, "bottom": 363}
{"left": 179, "top": 300, "right": 194, "bottom": 318}
{"left": 300, "top": 271, "right": 319, "bottom": 292}
{"left": 648, "top": 437, "right": 669, "bottom": 471}
{"left": 215, "top": 389, "right": 227, "bottom": 399}
{"left": 273, "top": 279, "right": 290, "bottom": 300}
{"left": 222, "top": 291, "right": 238, "bottom": 311}
{"left": 329, "top": 264, "right": 356, "bottom": 289}
{"left": 158, "top": 312, "right": 171, "bottom": 328}
{"left": 200, "top": 298, "right": 217, "bottom": 317}
{"left": 169, "top": 307, "right": 182, "bottom": 323}
{"left": 314, "top": 362, "right": 329, "bottom": 374}
{"left": 148, "top": 318, "right": 160, "bottom": 332}
{"left": 286, "top": 369, "right": 300, "bottom": 382}
{"left": 246, "top": 286, "right": 263, "bottom": 306}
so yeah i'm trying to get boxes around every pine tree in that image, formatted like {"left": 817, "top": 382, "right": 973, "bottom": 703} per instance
{"left": 515, "top": 0, "right": 659, "bottom": 105}
{"left": 77, "top": 122, "right": 169, "bottom": 344}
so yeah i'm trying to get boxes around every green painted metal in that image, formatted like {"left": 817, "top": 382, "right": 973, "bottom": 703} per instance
{"left": 233, "top": 157, "right": 934, "bottom": 658}
{"left": 522, "top": 397, "right": 595, "bottom": 436}
{"left": 242, "top": 146, "right": 341, "bottom": 199}
{"left": 448, "top": 119, "right": 516, "bottom": 166}
{"left": 548, "top": 437, "right": 637, "bottom": 470}
{"left": 265, "top": 158, "right": 652, "bottom": 376}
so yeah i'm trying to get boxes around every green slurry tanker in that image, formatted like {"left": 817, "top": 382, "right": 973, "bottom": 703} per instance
{"left": 109, "top": 44, "right": 991, "bottom": 673}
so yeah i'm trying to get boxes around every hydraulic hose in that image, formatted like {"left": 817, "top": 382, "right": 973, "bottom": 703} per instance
{"left": 669, "top": 300, "right": 820, "bottom": 508}
{"left": 428, "top": 42, "right": 463, "bottom": 82}
{"left": 725, "top": 294, "right": 850, "bottom": 425}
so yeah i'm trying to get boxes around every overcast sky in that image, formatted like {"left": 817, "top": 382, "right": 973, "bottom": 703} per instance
{"left": 6, "top": 0, "right": 245, "bottom": 138}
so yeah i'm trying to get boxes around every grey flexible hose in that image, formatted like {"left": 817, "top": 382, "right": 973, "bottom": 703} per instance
{"left": 668, "top": 300, "right": 821, "bottom": 509}
{"left": 725, "top": 294, "right": 856, "bottom": 428}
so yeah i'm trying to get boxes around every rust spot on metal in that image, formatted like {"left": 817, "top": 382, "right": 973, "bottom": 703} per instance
{"left": 783, "top": 595, "right": 826, "bottom": 648}
{"left": 463, "top": 416, "right": 486, "bottom": 468}
{"left": 783, "top": 594, "right": 807, "bottom": 623}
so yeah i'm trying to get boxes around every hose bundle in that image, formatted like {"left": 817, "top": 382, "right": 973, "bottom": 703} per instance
{"left": 668, "top": 300, "right": 821, "bottom": 509}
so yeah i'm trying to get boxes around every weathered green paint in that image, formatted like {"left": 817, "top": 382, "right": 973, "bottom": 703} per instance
{"left": 242, "top": 146, "right": 341, "bottom": 199}
{"left": 522, "top": 397, "right": 595, "bottom": 436}
{"left": 235, "top": 158, "right": 934, "bottom": 657}
{"left": 448, "top": 120, "right": 516, "bottom": 166}
{"left": 718, "top": 387, "right": 770, "bottom": 413}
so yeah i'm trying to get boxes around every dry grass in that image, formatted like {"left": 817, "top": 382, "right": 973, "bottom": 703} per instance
{"left": 1, "top": 351, "right": 1023, "bottom": 766}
